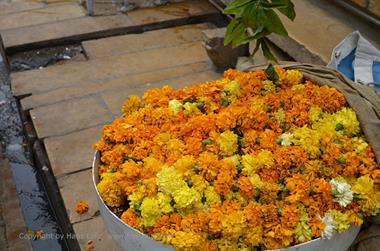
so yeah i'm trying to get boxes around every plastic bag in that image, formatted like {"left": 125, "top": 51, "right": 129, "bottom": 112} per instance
{"left": 327, "top": 31, "right": 380, "bottom": 90}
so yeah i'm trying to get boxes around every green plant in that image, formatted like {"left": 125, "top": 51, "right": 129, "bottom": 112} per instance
{"left": 223, "top": 0, "right": 296, "bottom": 62}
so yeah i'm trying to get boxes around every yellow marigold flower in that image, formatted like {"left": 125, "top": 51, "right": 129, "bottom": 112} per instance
{"left": 291, "top": 84, "right": 305, "bottom": 92}
{"left": 245, "top": 226, "right": 263, "bottom": 246}
{"left": 75, "top": 200, "right": 89, "bottom": 214}
{"left": 327, "top": 210, "right": 350, "bottom": 233}
{"left": 154, "top": 133, "right": 172, "bottom": 146}
{"left": 248, "top": 174, "right": 263, "bottom": 190}
{"left": 217, "top": 237, "right": 238, "bottom": 251}
{"left": 309, "top": 106, "right": 324, "bottom": 124}
{"left": 294, "top": 208, "right": 312, "bottom": 243}
{"left": 157, "top": 192, "right": 173, "bottom": 214}
{"left": 224, "top": 80, "right": 241, "bottom": 98}
{"left": 217, "top": 131, "right": 238, "bottom": 156}
{"left": 272, "top": 108, "right": 286, "bottom": 125}
{"left": 293, "top": 126, "right": 321, "bottom": 158}
{"left": 166, "top": 138, "right": 185, "bottom": 153}
{"left": 261, "top": 80, "right": 276, "bottom": 95}
{"left": 169, "top": 230, "right": 203, "bottom": 251}
{"left": 221, "top": 211, "right": 246, "bottom": 240}
{"left": 351, "top": 137, "right": 368, "bottom": 154}
{"left": 128, "top": 190, "right": 144, "bottom": 211}
{"left": 242, "top": 150, "right": 274, "bottom": 176}
{"left": 191, "top": 174, "right": 208, "bottom": 193}
{"left": 283, "top": 69, "right": 303, "bottom": 86}
{"left": 174, "top": 155, "right": 196, "bottom": 175}
{"left": 352, "top": 176, "right": 380, "bottom": 215}
{"left": 183, "top": 102, "right": 200, "bottom": 116}
{"left": 204, "top": 186, "right": 221, "bottom": 206}
{"left": 333, "top": 108, "right": 360, "bottom": 137}
{"left": 121, "top": 95, "right": 142, "bottom": 116}
{"left": 173, "top": 186, "right": 201, "bottom": 209}
{"left": 168, "top": 99, "right": 183, "bottom": 114}
{"left": 156, "top": 165, "right": 186, "bottom": 195}
{"left": 140, "top": 197, "right": 161, "bottom": 227}
{"left": 97, "top": 174, "right": 125, "bottom": 207}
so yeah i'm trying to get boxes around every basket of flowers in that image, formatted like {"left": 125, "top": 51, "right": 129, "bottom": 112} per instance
{"left": 92, "top": 63, "right": 380, "bottom": 251}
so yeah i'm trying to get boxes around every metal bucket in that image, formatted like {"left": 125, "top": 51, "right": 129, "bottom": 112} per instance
{"left": 92, "top": 151, "right": 361, "bottom": 251}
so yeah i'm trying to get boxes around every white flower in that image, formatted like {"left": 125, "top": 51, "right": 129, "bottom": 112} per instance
{"left": 330, "top": 179, "right": 353, "bottom": 207}
{"left": 168, "top": 99, "right": 182, "bottom": 114}
{"left": 319, "top": 214, "right": 334, "bottom": 239}
{"left": 280, "top": 133, "right": 294, "bottom": 146}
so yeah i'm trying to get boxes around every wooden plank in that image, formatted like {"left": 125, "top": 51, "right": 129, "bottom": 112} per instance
{"left": 2, "top": 0, "right": 219, "bottom": 52}
{"left": 82, "top": 23, "right": 214, "bottom": 59}
{"left": 11, "top": 42, "right": 209, "bottom": 97}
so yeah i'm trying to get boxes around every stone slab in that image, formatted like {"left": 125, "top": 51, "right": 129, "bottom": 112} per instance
{"left": 127, "top": 0, "right": 217, "bottom": 25}
{"left": 102, "top": 70, "right": 221, "bottom": 116}
{"left": 83, "top": 23, "right": 213, "bottom": 59}
{"left": 2, "top": 0, "right": 217, "bottom": 51}
{"left": 0, "top": 3, "right": 84, "bottom": 31}
{"left": 30, "top": 96, "right": 112, "bottom": 138}
{"left": 2, "top": 14, "right": 134, "bottom": 50}
{"left": 58, "top": 169, "right": 99, "bottom": 224}
{"left": 0, "top": 1, "right": 45, "bottom": 16}
{"left": 269, "top": 0, "right": 380, "bottom": 64}
{"left": 12, "top": 41, "right": 209, "bottom": 97}
{"left": 20, "top": 61, "right": 211, "bottom": 110}
{"left": 72, "top": 216, "right": 122, "bottom": 251}
{"left": 44, "top": 126, "right": 103, "bottom": 177}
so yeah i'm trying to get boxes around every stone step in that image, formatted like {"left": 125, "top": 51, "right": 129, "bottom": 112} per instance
{"left": 0, "top": 3, "right": 84, "bottom": 31}
{"left": 267, "top": 0, "right": 380, "bottom": 64}
{"left": 42, "top": 69, "right": 221, "bottom": 176}
{"left": 29, "top": 95, "right": 113, "bottom": 139}
{"left": 0, "top": 1, "right": 45, "bottom": 16}
{"left": 102, "top": 70, "right": 221, "bottom": 116}
{"left": 12, "top": 41, "right": 209, "bottom": 97}
{"left": 20, "top": 61, "right": 212, "bottom": 110}
{"left": 82, "top": 23, "right": 214, "bottom": 59}
{"left": 57, "top": 168, "right": 100, "bottom": 224}
{"left": 2, "top": 0, "right": 218, "bottom": 51}
{"left": 73, "top": 215, "right": 122, "bottom": 251}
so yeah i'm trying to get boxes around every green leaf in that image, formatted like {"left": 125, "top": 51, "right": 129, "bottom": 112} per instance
{"left": 259, "top": 8, "right": 288, "bottom": 36}
{"left": 250, "top": 38, "right": 262, "bottom": 57}
{"left": 261, "top": 39, "right": 278, "bottom": 62}
{"left": 224, "top": 0, "right": 253, "bottom": 14}
{"left": 224, "top": 18, "right": 240, "bottom": 46}
{"left": 224, "top": 18, "right": 250, "bottom": 48}
{"left": 261, "top": 1, "right": 288, "bottom": 9}
{"left": 272, "top": 0, "right": 296, "bottom": 20}
{"left": 265, "top": 63, "right": 279, "bottom": 82}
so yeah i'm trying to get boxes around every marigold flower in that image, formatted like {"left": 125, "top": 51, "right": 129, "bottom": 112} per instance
{"left": 75, "top": 200, "right": 89, "bottom": 214}
{"left": 330, "top": 178, "right": 353, "bottom": 207}
{"left": 140, "top": 197, "right": 162, "bottom": 227}
{"left": 97, "top": 174, "right": 125, "bottom": 207}
{"left": 121, "top": 95, "right": 142, "bottom": 116}
{"left": 327, "top": 210, "right": 350, "bottom": 233}
{"left": 94, "top": 68, "right": 379, "bottom": 250}
{"left": 121, "top": 208, "right": 139, "bottom": 228}
{"left": 217, "top": 130, "right": 238, "bottom": 156}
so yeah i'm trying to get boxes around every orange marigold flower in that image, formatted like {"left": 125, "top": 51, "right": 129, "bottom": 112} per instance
{"left": 75, "top": 200, "right": 89, "bottom": 214}
{"left": 121, "top": 208, "right": 140, "bottom": 228}
{"left": 239, "top": 176, "right": 254, "bottom": 198}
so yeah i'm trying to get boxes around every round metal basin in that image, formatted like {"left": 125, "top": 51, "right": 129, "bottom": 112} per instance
{"left": 92, "top": 151, "right": 360, "bottom": 251}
